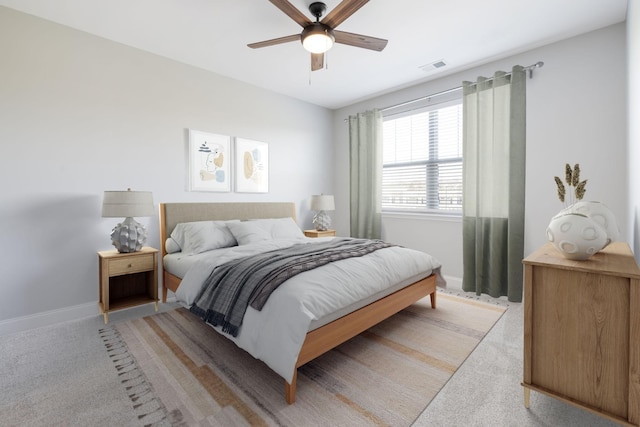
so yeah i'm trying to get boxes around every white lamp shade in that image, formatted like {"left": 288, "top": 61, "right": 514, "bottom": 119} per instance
{"left": 102, "top": 190, "right": 154, "bottom": 218}
{"left": 310, "top": 194, "right": 335, "bottom": 211}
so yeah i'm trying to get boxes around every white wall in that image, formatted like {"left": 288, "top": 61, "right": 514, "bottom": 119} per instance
{"left": 0, "top": 5, "right": 630, "bottom": 332}
{"left": 333, "top": 23, "right": 628, "bottom": 283}
{"left": 0, "top": 7, "right": 334, "bottom": 330}
{"left": 628, "top": 1, "right": 640, "bottom": 258}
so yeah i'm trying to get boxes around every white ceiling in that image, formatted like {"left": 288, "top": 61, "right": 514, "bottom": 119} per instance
{"left": 0, "top": 0, "right": 628, "bottom": 109}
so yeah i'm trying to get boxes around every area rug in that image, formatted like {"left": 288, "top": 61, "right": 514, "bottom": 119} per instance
{"left": 100, "top": 292, "right": 506, "bottom": 426}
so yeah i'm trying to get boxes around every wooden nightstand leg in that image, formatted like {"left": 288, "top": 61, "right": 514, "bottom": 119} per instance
{"left": 524, "top": 387, "right": 530, "bottom": 408}
{"left": 103, "top": 312, "right": 108, "bottom": 325}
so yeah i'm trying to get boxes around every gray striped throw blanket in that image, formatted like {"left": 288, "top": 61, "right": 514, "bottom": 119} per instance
{"left": 190, "top": 238, "right": 393, "bottom": 337}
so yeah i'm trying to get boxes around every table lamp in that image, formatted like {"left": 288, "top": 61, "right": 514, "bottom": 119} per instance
{"left": 310, "top": 194, "right": 335, "bottom": 231}
{"left": 102, "top": 189, "right": 154, "bottom": 253}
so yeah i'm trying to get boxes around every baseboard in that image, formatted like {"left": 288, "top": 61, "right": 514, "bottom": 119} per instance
{"left": 0, "top": 296, "right": 178, "bottom": 336}
{"left": 0, "top": 302, "right": 97, "bottom": 336}
{"left": 442, "top": 274, "right": 462, "bottom": 290}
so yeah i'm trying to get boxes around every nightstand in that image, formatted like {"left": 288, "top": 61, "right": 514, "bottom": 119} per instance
{"left": 304, "top": 229, "right": 336, "bottom": 238}
{"left": 98, "top": 247, "right": 158, "bottom": 324}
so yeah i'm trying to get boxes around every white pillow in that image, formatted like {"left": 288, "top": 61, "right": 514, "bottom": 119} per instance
{"left": 165, "top": 237, "right": 181, "bottom": 254}
{"left": 226, "top": 221, "right": 271, "bottom": 245}
{"left": 170, "top": 220, "right": 238, "bottom": 255}
{"left": 227, "top": 217, "right": 304, "bottom": 245}
{"left": 267, "top": 217, "right": 305, "bottom": 239}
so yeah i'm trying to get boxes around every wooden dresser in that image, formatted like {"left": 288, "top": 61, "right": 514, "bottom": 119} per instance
{"left": 522, "top": 242, "right": 640, "bottom": 426}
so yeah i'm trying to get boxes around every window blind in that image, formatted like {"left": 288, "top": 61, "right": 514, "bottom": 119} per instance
{"left": 382, "top": 102, "right": 463, "bottom": 213}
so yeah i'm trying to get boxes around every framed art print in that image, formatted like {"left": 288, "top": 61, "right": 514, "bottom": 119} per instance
{"left": 235, "top": 138, "right": 269, "bottom": 193}
{"left": 188, "top": 129, "right": 231, "bottom": 192}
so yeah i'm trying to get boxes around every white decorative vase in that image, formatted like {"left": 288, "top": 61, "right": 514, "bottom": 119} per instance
{"left": 546, "top": 212, "right": 608, "bottom": 260}
{"left": 565, "top": 201, "right": 619, "bottom": 247}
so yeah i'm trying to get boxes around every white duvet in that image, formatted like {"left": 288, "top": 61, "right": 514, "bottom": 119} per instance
{"left": 173, "top": 237, "right": 443, "bottom": 384}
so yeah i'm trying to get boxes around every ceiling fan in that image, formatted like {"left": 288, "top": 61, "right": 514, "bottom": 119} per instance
{"left": 248, "top": 0, "right": 388, "bottom": 71}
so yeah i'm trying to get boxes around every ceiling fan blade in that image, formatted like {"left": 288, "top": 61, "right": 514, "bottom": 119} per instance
{"left": 311, "top": 53, "right": 324, "bottom": 71}
{"left": 268, "top": 0, "right": 312, "bottom": 27}
{"left": 248, "top": 34, "right": 300, "bottom": 49}
{"left": 321, "top": 0, "right": 369, "bottom": 29}
{"left": 334, "top": 30, "right": 388, "bottom": 51}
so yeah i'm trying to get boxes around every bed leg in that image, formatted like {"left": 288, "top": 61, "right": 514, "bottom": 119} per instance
{"left": 430, "top": 291, "right": 437, "bottom": 309}
{"left": 285, "top": 370, "right": 297, "bottom": 404}
{"left": 162, "top": 285, "right": 167, "bottom": 303}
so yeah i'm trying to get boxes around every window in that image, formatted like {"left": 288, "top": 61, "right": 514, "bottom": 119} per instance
{"left": 382, "top": 100, "right": 463, "bottom": 214}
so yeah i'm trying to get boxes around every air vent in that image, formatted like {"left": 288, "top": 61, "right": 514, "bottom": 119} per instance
{"left": 419, "top": 59, "right": 447, "bottom": 73}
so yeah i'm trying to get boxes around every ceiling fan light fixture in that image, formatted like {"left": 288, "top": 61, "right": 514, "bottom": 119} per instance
{"left": 301, "top": 23, "right": 335, "bottom": 54}
{"left": 248, "top": 1, "right": 388, "bottom": 72}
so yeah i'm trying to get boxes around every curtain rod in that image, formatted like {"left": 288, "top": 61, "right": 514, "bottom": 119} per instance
{"left": 379, "top": 61, "right": 544, "bottom": 113}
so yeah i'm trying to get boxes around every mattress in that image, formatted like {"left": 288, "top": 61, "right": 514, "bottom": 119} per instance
{"left": 167, "top": 237, "right": 444, "bottom": 383}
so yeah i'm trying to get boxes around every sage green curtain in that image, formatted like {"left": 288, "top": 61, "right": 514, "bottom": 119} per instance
{"left": 349, "top": 109, "right": 383, "bottom": 239}
{"left": 462, "top": 66, "right": 526, "bottom": 302}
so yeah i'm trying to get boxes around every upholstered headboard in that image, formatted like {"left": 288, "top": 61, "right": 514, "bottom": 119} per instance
{"left": 159, "top": 202, "right": 296, "bottom": 256}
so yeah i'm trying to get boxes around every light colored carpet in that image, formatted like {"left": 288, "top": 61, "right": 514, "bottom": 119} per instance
{"left": 104, "top": 293, "right": 506, "bottom": 426}
{"left": 414, "top": 291, "right": 621, "bottom": 427}
{"left": 1, "top": 289, "right": 622, "bottom": 426}
{"left": 0, "top": 317, "right": 143, "bottom": 426}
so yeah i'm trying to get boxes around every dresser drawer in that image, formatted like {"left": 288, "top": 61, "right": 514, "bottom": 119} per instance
{"left": 109, "top": 254, "right": 154, "bottom": 276}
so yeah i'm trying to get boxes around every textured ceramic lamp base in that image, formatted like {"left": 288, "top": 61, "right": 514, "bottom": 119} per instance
{"left": 313, "top": 210, "right": 331, "bottom": 231}
{"left": 110, "top": 217, "right": 147, "bottom": 253}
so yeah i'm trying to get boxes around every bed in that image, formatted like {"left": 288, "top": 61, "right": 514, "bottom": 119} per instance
{"left": 159, "top": 202, "right": 444, "bottom": 404}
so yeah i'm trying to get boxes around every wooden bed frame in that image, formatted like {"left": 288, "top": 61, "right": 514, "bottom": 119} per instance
{"left": 158, "top": 202, "right": 437, "bottom": 404}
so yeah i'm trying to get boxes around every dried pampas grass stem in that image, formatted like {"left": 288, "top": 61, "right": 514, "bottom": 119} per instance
{"left": 554, "top": 163, "right": 587, "bottom": 207}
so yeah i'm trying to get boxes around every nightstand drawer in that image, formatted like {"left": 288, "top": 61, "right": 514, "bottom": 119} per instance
{"left": 109, "top": 254, "right": 154, "bottom": 276}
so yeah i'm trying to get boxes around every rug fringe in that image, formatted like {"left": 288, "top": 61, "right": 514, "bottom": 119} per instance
{"left": 100, "top": 325, "right": 173, "bottom": 426}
